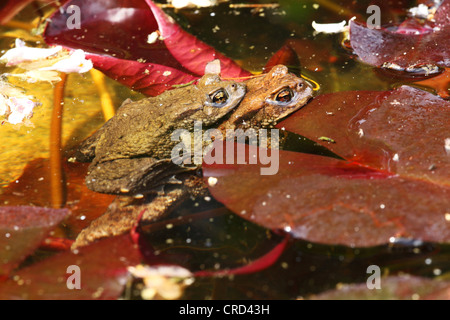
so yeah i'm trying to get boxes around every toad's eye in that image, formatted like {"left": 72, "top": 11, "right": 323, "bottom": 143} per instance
{"left": 210, "top": 89, "right": 229, "bottom": 106}
{"left": 275, "top": 87, "right": 294, "bottom": 103}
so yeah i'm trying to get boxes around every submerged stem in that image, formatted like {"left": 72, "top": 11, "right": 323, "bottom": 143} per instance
{"left": 90, "top": 69, "right": 115, "bottom": 121}
{"left": 50, "top": 72, "right": 67, "bottom": 208}
{"left": 3, "top": 20, "right": 35, "bottom": 31}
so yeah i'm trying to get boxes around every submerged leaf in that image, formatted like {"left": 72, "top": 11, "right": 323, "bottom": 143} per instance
{"left": 264, "top": 44, "right": 300, "bottom": 74}
{"left": 0, "top": 206, "right": 70, "bottom": 276}
{"left": 0, "top": 158, "right": 115, "bottom": 237}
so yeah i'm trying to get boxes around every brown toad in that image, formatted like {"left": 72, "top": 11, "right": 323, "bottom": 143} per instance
{"left": 73, "top": 65, "right": 314, "bottom": 248}
{"left": 75, "top": 73, "right": 246, "bottom": 195}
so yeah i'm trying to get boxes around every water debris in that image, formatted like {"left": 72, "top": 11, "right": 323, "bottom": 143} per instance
{"left": 147, "top": 30, "right": 164, "bottom": 44}
{"left": 172, "top": 80, "right": 196, "bottom": 88}
{"left": 0, "top": 39, "right": 93, "bottom": 84}
{"left": 207, "top": 176, "right": 218, "bottom": 187}
{"left": 147, "top": 31, "right": 159, "bottom": 44}
{"left": 407, "top": 2, "right": 441, "bottom": 21}
{"left": 128, "top": 264, "right": 194, "bottom": 300}
{"left": 0, "top": 39, "right": 62, "bottom": 66}
{"left": 169, "top": 0, "right": 217, "bottom": 9}
{"left": 312, "top": 20, "right": 348, "bottom": 34}
{"left": 5, "top": 70, "right": 61, "bottom": 83}
{"left": 358, "top": 128, "right": 364, "bottom": 137}
{"left": 318, "top": 136, "right": 336, "bottom": 143}
{"left": 0, "top": 40, "right": 91, "bottom": 128}
{"left": 409, "top": 4, "right": 432, "bottom": 19}
{"left": 0, "top": 80, "right": 38, "bottom": 125}
{"left": 445, "top": 138, "right": 450, "bottom": 155}
{"left": 38, "top": 49, "right": 93, "bottom": 74}
{"left": 382, "top": 62, "right": 442, "bottom": 77}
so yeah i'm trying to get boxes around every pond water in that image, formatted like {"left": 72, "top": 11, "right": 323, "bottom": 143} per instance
{"left": 0, "top": 0, "right": 449, "bottom": 300}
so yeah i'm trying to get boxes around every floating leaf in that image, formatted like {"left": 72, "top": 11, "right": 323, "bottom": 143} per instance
{"left": 280, "top": 86, "right": 450, "bottom": 185}
{"left": 310, "top": 275, "right": 450, "bottom": 300}
{"left": 43, "top": 0, "right": 251, "bottom": 96}
{"left": 43, "top": 0, "right": 182, "bottom": 67}
{"left": 85, "top": 54, "right": 198, "bottom": 96}
{"left": 350, "top": 19, "right": 449, "bottom": 68}
{"left": 203, "top": 86, "right": 450, "bottom": 247}
{"left": 0, "top": 0, "right": 48, "bottom": 24}
{"left": 0, "top": 234, "right": 141, "bottom": 299}
{"left": 349, "top": 10, "right": 450, "bottom": 69}
{"left": 435, "top": 0, "right": 450, "bottom": 28}
{"left": 144, "top": 0, "right": 250, "bottom": 79}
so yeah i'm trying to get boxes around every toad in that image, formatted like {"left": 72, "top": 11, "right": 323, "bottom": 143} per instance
{"left": 75, "top": 73, "right": 246, "bottom": 195}
{"left": 72, "top": 65, "right": 314, "bottom": 248}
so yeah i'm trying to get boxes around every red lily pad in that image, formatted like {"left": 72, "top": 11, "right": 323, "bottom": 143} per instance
{"left": 86, "top": 54, "right": 198, "bottom": 96}
{"left": 349, "top": 0, "right": 450, "bottom": 69}
{"left": 310, "top": 274, "right": 450, "bottom": 300}
{"left": 43, "top": 0, "right": 184, "bottom": 68}
{"left": 43, "top": 0, "right": 251, "bottom": 96}
{"left": 203, "top": 86, "right": 450, "bottom": 247}
{"left": 435, "top": 0, "right": 450, "bottom": 28}
{"left": 0, "top": 0, "right": 33, "bottom": 24}
{"left": 350, "top": 20, "right": 450, "bottom": 69}
{"left": 280, "top": 86, "right": 450, "bottom": 185}
{"left": 0, "top": 206, "right": 70, "bottom": 277}
{"left": 144, "top": 0, "right": 250, "bottom": 79}
{"left": 0, "top": 234, "right": 141, "bottom": 299}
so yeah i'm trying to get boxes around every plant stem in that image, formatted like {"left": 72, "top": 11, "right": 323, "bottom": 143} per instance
{"left": 229, "top": 3, "right": 279, "bottom": 8}
{"left": 50, "top": 72, "right": 67, "bottom": 208}
{"left": 90, "top": 69, "right": 115, "bottom": 121}
{"left": 3, "top": 20, "right": 35, "bottom": 31}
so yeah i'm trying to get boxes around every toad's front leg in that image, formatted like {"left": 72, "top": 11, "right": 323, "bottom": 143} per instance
{"left": 72, "top": 173, "right": 207, "bottom": 249}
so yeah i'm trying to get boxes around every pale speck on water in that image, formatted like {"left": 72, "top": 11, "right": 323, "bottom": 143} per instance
{"left": 207, "top": 177, "right": 218, "bottom": 187}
